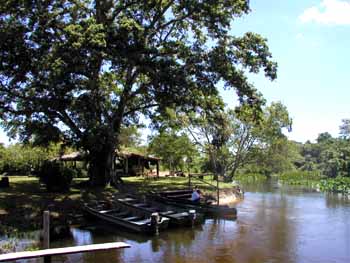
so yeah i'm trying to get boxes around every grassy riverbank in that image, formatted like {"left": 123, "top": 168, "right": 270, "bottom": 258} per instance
{"left": 0, "top": 176, "right": 116, "bottom": 235}
{"left": 0, "top": 175, "right": 235, "bottom": 235}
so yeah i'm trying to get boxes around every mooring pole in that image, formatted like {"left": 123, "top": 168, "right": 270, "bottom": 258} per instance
{"left": 151, "top": 213, "right": 160, "bottom": 236}
{"left": 216, "top": 176, "right": 219, "bottom": 206}
{"left": 43, "top": 210, "right": 51, "bottom": 263}
{"left": 189, "top": 210, "right": 196, "bottom": 228}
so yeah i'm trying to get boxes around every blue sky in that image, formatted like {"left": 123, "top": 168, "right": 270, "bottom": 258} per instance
{"left": 1, "top": 0, "right": 349, "bottom": 145}
{"left": 220, "top": 0, "right": 350, "bottom": 142}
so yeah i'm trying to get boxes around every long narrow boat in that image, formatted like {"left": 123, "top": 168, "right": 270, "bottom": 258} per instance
{"left": 82, "top": 201, "right": 170, "bottom": 235}
{"left": 114, "top": 197, "right": 204, "bottom": 227}
{"left": 148, "top": 192, "right": 237, "bottom": 217}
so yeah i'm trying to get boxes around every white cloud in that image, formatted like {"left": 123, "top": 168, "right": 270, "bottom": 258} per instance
{"left": 299, "top": 0, "right": 350, "bottom": 25}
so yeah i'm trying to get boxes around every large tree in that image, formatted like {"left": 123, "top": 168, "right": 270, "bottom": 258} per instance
{"left": 0, "top": 0, "right": 277, "bottom": 186}
{"left": 198, "top": 102, "right": 292, "bottom": 180}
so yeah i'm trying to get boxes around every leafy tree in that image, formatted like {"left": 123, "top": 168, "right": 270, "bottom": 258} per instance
{"left": 0, "top": 1, "right": 277, "bottom": 186}
{"left": 253, "top": 138, "right": 302, "bottom": 175}
{"left": 0, "top": 143, "right": 62, "bottom": 175}
{"left": 118, "top": 125, "right": 143, "bottom": 148}
{"left": 148, "top": 131, "right": 198, "bottom": 172}
{"left": 184, "top": 101, "right": 292, "bottom": 180}
{"left": 226, "top": 102, "right": 292, "bottom": 178}
{"left": 299, "top": 131, "right": 350, "bottom": 178}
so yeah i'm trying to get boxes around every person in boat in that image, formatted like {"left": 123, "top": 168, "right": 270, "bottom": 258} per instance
{"left": 191, "top": 188, "right": 201, "bottom": 203}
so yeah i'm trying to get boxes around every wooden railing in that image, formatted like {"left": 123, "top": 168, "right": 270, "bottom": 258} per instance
{"left": 0, "top": 211, "right": 130, "bottom": 263}
{"left": 0, "top": 242, "right": 130, "bottom": 262}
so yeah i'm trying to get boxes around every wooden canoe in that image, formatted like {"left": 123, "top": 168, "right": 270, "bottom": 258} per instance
{"left": 148, "top": 193, "right": 237, "bottom": 217}
{"left": 114, "top": 197, "right": 204, "bottom": 227}
{"left": 82, "top": 201, "right": 169, "bottom": 235}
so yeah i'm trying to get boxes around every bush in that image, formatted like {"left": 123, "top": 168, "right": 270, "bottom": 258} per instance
{"left": 38, "top": 161, "right": 75, "bottom": 192}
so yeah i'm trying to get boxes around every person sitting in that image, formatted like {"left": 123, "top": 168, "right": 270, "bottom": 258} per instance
{"left": 191, "top": 188, "right": 201, "bottom": 203}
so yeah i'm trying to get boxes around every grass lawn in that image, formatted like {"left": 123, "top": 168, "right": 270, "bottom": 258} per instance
{"left": 0, "top": 176, "right": 117, "bottom": 235}
{"left": 123, "top": 175, "right": 234, "bottom": 193}
{"left": 0, "top": 175, "right": 234, "bottom": 235}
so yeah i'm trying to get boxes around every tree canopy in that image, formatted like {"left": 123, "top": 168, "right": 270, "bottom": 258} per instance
{"left": 0, "top": 0, "right": 277, "bottom": 185}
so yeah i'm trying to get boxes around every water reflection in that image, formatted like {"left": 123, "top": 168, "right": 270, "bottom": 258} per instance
{"left": 5, "top": 181, "right": 350, "bottom": 262}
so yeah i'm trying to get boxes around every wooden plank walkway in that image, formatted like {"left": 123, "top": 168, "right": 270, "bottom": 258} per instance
{"left": 0, "top": 242, "right": 130, "bottom": 262}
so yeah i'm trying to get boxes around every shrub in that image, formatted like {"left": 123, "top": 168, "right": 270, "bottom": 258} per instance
{"left": 38, "top": 161, "right": 75, "bottom": 192}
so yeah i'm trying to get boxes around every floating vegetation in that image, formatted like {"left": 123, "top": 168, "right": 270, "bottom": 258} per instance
{"left": 278, "top": 171, "right": 323, "bottom": 186}
{"left": 277, "top": 171, "right": 350, "bottom": 194}
{"left": 235, "top": 173, "right": 268, "bottom": 183}
{"left": 318, "top": 177, "right": 350, "bottom": 194}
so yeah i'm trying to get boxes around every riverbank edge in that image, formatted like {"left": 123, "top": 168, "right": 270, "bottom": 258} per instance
{"left": 0, "top": 176, "right": 241, "bottom": 243}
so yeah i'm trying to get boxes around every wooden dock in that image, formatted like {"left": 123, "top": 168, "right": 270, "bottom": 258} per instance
{"left": 0, "top": 242, "right": 130, "bottom": 262}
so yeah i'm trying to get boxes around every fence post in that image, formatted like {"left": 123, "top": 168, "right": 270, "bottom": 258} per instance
{"left": 188, "top": 173, "right": 191, "bottom": 188}
{"left": 43, "top": 210, "right": 51, "bottom": 263}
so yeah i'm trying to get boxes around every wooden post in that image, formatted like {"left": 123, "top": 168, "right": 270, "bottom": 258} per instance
{"left": 137, "top": 157, "right": 141, "bottom": 176}
{"left": 43, "top": 211, "right": 51, "bottom": 263}
{"left": 156, "top": 161, "right": 159, "bottom": 178}
{"left": 216, "top": 176, "right": 219, "bottom": 206}
{"left": 151, "top": 213, "right": 159, "bottom": 235}
{"left": 188, "top": 210, "right": 196, "bottom": 227}
{"left": 188, "top": 173, "right": 191, "bottom": 188}
{"left": 141, "top": 159, "right": 144, "bottom": 177}
{"left": 125, "top": 157, "right": 129, "bottom": 176}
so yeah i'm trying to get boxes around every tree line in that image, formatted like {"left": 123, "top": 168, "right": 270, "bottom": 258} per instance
{"left": 2, "top": 111, "right": 350, "bottom": 183}
{"left": 2, "top": 1, "right": 347, "bottom": 187}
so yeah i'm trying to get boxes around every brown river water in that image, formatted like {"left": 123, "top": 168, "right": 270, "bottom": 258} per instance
{"left": 5, "top": 180, "right": 350, "bottom": 262}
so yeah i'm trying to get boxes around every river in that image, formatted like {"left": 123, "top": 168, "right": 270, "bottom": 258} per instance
{"left": 6, "top": 180, "right": 350, "bottom": 262}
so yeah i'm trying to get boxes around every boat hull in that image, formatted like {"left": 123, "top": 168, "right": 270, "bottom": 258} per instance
{"left": 114, "top": 197, "right": 204, "bottom": 227}
{"left": 83, "top": 202, "right": 169, "bottom": 235}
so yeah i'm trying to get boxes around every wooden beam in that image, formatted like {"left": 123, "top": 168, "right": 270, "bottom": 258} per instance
{"left": 125, "top": 157, "right": 129, "bottom": 175}
{"left": 0, "top": 242, "right": 130, "bottom": 262}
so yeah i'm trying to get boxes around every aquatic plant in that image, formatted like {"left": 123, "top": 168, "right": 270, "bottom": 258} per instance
{"left": 235, "top": 173, "right": 268, "bottom": 183}
{"left": 318, "top": 177, "right": 350, "bottom": 194}
{"left": 278, "top": 171, "right": 323, "bottom": 185}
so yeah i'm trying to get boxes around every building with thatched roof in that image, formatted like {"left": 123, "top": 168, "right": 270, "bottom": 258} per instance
{"left": 55, "top": 150, "right": 160, "bottom": 178}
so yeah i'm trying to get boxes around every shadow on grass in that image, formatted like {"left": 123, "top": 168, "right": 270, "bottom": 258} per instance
{"left": 0, "top": 176, "right": 232, "bottom": 235}
{"left": 0, "top": 177, "right": 118, "bottom": 235}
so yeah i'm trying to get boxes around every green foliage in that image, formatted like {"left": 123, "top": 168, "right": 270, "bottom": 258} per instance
{"left": 279, "top": 171, "right": 322, "bottom": 182}
{"left": 277, "top": 171, "right": 350, "bottom": 194}
{"left": 278, "top": 171, "right": 323, "bottom": 189}
{"left": 235, "top": 173, "right": 267, "bottom": 183}
{"left": 0, "top": 0, "right": 277, "bottom": 186}
{"left": 0, "top": 144, "right": 61, "bottom": 175}
{"left": 199, "top": 101, "right": 292, "bottom": 180}
{"left": 148, "top": 131, "right": 199, "bottom": 171}
{"left": 299, "top": 132, "right": 350, "bottom": 178}
{"left": 250, "top": 139, "right": 302, "bottom": 175}
{"left": 119, "top": 126, "right": 143, "bottom": 148}
{"left": 38, "top": 161, "right": 75, "bottom": 192}
{"left": 319, "top": 176, "right": 350, "bottom": 194}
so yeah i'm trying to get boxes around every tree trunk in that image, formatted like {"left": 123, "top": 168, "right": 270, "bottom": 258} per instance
{"left": 88, "top": 144, "right": 115, "bottom": 187}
